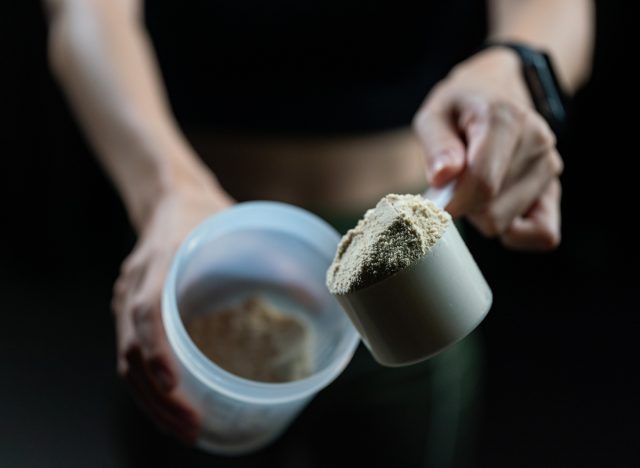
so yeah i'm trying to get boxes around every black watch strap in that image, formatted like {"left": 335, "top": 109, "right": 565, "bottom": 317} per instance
{"left": 481, "top": 41, "right": 567, "bottom": 136}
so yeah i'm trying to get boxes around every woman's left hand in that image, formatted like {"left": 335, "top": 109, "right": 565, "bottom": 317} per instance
{"left": 413, "top": 47, "right": 564, "bottom": 251}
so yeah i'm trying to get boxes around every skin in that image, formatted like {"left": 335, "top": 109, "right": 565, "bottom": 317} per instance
{"left": 45, "top": 0, "right": 594, "bottom": 441}
{"left": 414, "top": 48, "right": 566, "bottom": 249}
{"left": 414, "top": 0, "right": 594, "bottom": 250}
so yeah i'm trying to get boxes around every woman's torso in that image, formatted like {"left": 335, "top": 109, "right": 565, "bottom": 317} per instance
{"left": 188, "top": 128, "right": 427, "bottom": 214}
{"left": 146, "top": 0, "right": 486, "bottom": 211}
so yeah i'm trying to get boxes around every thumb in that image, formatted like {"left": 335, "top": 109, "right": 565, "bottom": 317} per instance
{"left": 413, "top": 107, "right": 466, "bottom": 187}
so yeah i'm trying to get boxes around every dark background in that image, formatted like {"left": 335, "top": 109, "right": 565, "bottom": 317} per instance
{"left": 1, "top": 1, "right": 637, "bottom": 467}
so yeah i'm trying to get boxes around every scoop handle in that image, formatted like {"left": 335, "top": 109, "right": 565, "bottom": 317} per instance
{"left": 423, "top": 181, "right": 456, "bottom": 210}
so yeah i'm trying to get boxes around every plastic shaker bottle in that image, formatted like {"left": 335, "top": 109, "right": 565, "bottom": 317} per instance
{"left": 162, "top": 202, "right": 360, "bottom": 455}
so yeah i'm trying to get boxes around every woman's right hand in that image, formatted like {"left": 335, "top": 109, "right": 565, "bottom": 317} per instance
{"left": 112, "top": 181, "right": 234, "bottom": 442}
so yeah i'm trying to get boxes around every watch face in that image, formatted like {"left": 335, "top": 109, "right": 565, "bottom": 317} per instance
{"left": 539, "top": 53, "right": 567, "bottom": 126}
{"left": 521, "top": 49, "right": 567, "bottom": 135}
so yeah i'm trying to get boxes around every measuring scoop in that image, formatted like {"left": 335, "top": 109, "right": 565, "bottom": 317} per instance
{"left": 332, "top": 182, "right": 492, "bottom": 366}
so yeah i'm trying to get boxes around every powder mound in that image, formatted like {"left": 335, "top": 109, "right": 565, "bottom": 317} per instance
{"left": 326, "top": 194, "right": 451, "bottom": 294}
{"left": 185, "top": 297, "right": 313, "bottom": 383}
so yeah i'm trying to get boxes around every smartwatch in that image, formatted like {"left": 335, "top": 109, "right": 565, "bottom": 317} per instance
{"left": 480, "top": 42, "right": 567, "bottom": 136}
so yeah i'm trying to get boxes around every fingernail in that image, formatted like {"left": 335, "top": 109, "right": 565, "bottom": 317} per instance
{"left": 430, "top": 150, "right": 454, "bottom": 182}
{"left": 431, "top": 157, "right": 446, "bottom": 176}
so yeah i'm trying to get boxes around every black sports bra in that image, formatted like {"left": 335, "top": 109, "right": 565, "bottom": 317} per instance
{"left": 145, "top": 0, "right": 487, "bottom": 134}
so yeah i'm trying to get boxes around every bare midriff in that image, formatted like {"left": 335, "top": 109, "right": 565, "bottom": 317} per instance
{"left": 188, "top": 127, "right": 428, "bottom": 215}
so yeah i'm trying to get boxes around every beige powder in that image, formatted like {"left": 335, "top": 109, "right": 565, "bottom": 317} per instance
{"left": 185, "top": 297, "right": 313, "bottom": 383}
{"left": 326, "top": 194, "right": 451, "bottom": 294}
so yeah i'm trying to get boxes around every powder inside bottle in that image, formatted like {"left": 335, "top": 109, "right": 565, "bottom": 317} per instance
{"left": 185, "top": 297, "right": 313, "bottom": 383}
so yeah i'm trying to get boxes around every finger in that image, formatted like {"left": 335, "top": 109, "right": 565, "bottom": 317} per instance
{"left": 130, "top": 299, "right": 177, "bottom": 393}
{"left": 469, "top": 149, "right": 561, "bottom": 236}
{"left": 113, "top": 260, "right": 148, "bottom": 374}
{"left": 115, "top": 295, "right": 137, "bottom": 376}
{"left": 503, "top": 112, "right": 559, "bottom": 187}
{"left": 127, "top": 367, "right": 195, "bottom": 441}
{"left": 127, "top": 361, "right": 198, "bottom": 440}
{"left": 500, "top": 179, "right": 562, "bottom": 251}
{"left": 413, "top": 102, "right": 466, "bottom": 187}
{"left": 120, "top": 244, "right": 148, "bottom": 276}
{"left": 126, "top": 347, "right": 199, "bottom": 427}
{"left": 125, "top": 349, "right": 199, "bottom": 442}
{"left": 112, "top": 258, "right": 146, "bottom": 321}
{"left": 131, "top": 258, "right": 177, "bottom": 393}
{"left": 447, "top": 99, "right": 524, "bottom": 217}
{"left": 112, "top": 277, "right": 127, "bottom": 315}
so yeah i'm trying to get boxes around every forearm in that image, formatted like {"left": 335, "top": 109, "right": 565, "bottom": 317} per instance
{"left": 47, "top": 0, "right": 218, "bottom": 229}
{"left": 488, "top": 0, "right": 595, "bottom": 94}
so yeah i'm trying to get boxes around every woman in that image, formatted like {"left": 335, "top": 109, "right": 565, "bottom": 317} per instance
{"left": 44, "top": 0, "right": 593, "bottom": 465}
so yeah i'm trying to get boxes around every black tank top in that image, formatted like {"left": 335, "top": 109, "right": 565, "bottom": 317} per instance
{"left": 145, "top": 0, "right": 487, "bottom": 134}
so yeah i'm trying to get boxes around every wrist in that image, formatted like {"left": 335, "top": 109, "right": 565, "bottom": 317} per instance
{"left": 122, "top": 144, "right": 229, "bottom": 232}
{"left": 478, "top": 42, "right": 568, "bottom": 135}
{"left": 455, "top": 47, "right": 532, "bottom": 108}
